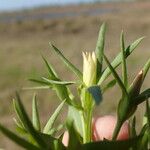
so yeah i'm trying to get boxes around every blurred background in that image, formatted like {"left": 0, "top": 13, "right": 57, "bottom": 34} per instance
{"left": 0, "top": 0, "right": 150, "bottom": 149}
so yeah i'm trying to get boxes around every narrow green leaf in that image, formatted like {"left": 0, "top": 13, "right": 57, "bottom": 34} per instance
{"left": 95, "top": 23, "right": 106, "bottom": 73}
{"left": 42, "top": 56, "right": 58, "bottom": 78}
{"left": 29, "top": 78, "right": 51, "bottom": 86}
{"left": 101, "top": 79, "right": 116, "bottom": 93}
{"left": 88, "top": 86, "right": 102, "bottom": 105}
{"left": 103, "top": 55, "right": 128, "bottom": 96}
{"left": 32, "top": 94, "right": 41, "bottom": 131}
{"left": 13, "top": 118, "right": 27, "bottom": 135}
{"left": 142, "top": 58, "right": 150, "bottom": 81}
{"left": 43, "top": 100, "right": 65, "bottom": 134}
{"left": 0, "top": 124, "right": 40, "bottom": 150}
{"left": 130, "top": 116, "right": 137, "bottom": 138}
{"left": 42, "top": 77, "right": 75, "bottom": 85}
{"left": 23, "top": 86, "right": 50, "bottom": 90}
{"left": 120, "top": 31, "right": 128, "bottom": 88}
{"left": 125, "top": 37, "right": 145, "bottom": 56}
{"left": 133, "top": 89, "right": 150, "bottom": 105}
{"left": 130, "top": 117, "right": 138, "bottom": 150}
{"left": 13, "top": 99, "right": 26, "bottom": 130}
{"left": 98, "top": 37, "right": 144, "bottom": 85}
{"left": 145, "top": 100, "right": 150, "bottom": 132}
{"left": 50, "top": 43, "right": 82, "bottom": 80}
{"left": 14, "top": 93, "right": 47, "bottom": 148}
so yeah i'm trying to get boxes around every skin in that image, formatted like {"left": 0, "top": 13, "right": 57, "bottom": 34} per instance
{"left": 62, "top": 115, "right": 129, "bottom": 147}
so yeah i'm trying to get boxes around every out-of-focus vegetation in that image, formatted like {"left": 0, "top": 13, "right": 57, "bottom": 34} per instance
{"left": 0, "top": 1, "right": 150, "bottom": 149}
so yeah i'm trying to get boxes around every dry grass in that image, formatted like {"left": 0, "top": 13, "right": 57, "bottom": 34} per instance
{"left": 0, "top": 1, "right": 150, "bottom": 149}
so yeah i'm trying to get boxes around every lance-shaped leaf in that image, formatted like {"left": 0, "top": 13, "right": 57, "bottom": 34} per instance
{"left": 146, "top": 100, "right": 150, "bottom": 127}
{"left": 95, "top": 23, "right": 106, "bottom": 74}
{"left": 142, "top": 58, "right": 150, "bottom": 81}
{"left": 13, "top": 99, "right": 26, "bottom": 130}
{"left": 42, "top": 56, "right": 58, "bottom": 79}
{"left": 133, "top": 89, "right": 150, "bottom": 105}
{"left": 23, "top": 86, "right": 50, "bottom": 90}
{"left": 88, "top": 86, "right": 102, "bottom": 105}
{"left": 129, "top": 117, "right": 138, "bottom": 150}
{"left": 0, "top": 124, "right": 41, "bottom": 150}
{"left": 32, "top": 94, "right": 41, "bottom": 131}
{"left": 98, "top": 37, "right": 144, "bottom": 85}
{"left": 103, "top": 55, "right": 128, "bottom": 96}
{"left": 50, "top": 43, "right": 82, "bottom": 80}
{"left": 29, "top": 78, "right": 51, "bottom": 86}
{"left": 43, "top": 100, "right": 65, "bottom": 134}
{"left": 120, "top": 31, "right": 128, "bottom": 88}
{"left": 13, "top": 118, "right": 27, "bottom": 135}
{"left": 42, "top": 77, "right": 75, "bottom": 85}
{"left": 131, "top": 116, "right": 137, "bottom": 138}
{"left": 14, "top": 93, "right": 47, "bottom": 148}
{"left": 82, "top": 135, "right": 142, "bottom": 150}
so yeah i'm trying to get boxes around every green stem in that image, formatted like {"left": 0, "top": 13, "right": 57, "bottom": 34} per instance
{"left": 80, "top": 111, "right": 86, "bottom": 143}
{"left": 80, "top": 87, "right": 94, "bottom": 143}
{"left": 85, "top": 107, "right": 93, "bottom": 142}
{"left": 112, "top": 120, "right": 123, "bottom": 140}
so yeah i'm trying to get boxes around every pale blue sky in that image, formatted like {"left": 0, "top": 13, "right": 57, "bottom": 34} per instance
{"left": 0, "top": 0, "right": 99, "bottom": 11}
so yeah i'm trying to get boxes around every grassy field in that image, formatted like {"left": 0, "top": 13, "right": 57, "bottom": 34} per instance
{"left": 0, "top": 1, "right": 150, "bottom": 149}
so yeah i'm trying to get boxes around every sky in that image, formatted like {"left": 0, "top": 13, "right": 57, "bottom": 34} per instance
{"left": 0, "top": 0, "right": 102, "bottom": 12}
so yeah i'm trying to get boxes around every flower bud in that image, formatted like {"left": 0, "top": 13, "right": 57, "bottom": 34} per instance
{"left": 82, "top": 52, "right": 97, "bottom": 87}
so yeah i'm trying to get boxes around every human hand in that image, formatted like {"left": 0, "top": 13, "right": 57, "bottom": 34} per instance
{"left": 62, "top": 115, "right": 129, "bottom": 147}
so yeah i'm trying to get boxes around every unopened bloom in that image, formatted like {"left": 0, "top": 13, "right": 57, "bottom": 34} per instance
{"left": 82, "top": 52, "right": 97, "bottom": 87}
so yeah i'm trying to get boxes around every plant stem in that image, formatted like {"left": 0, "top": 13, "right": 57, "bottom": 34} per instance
{"left": 80, "top": 111, "right": 86, "bottom": 143}
{"left": 81, "top": 88, "right": 94, "bottom": 143}
{"left": 112, "top": 120, "right": 123, "bottom": 140}
{"left": 85, "top": 107, "right": 93, "bottom": 142}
